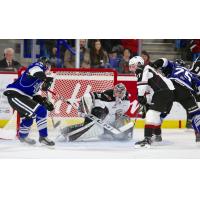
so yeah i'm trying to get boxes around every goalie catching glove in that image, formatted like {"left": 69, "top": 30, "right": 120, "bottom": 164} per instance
{"left": 33, "top": 95, "right": 54, "bottom": 111}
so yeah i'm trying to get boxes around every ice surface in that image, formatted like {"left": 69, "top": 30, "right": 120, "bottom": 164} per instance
{"left": 0, "top": 129, "right": 200, "bottom": 159}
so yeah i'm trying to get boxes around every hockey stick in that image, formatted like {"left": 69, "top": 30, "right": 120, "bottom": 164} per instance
{"left": 48, "top": 89, "right": 133, "bottom": 135}
{"left": 45, "top": 91, "right": 61, "bottom": 128}
{"left": 47, "top": 89, "right": 79, "bottom": 109}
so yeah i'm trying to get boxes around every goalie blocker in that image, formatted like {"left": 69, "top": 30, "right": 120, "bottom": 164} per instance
{"left": 60, "top": 83, "right": 133, "bottom": 142}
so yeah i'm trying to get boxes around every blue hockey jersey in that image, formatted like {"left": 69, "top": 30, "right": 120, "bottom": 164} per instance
{"left": 6, "top": 62, "right": 47, "bottom": 97}
{"left": 161, "top": 60, "right": 200, "bottom": 92}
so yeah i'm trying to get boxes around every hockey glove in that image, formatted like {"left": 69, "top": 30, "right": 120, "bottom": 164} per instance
{"left": 141, "top": 104, "right": 149, "bottom": 119}
{"left": 115, "top": 109, "right": 123, "bottom": 119}
{"left": 33, "top": 95, "right": 45, "bottom": 104}
{"left": 138, "top": 96, "right": 147, "bottom": 106}
{"left": 33, "top": 95, "right": 54, "bottom": 111}
{"left": 42, "top": 97, "right": 54, "bottom": 111}
{"left": 42, "top": 77, "right": 54, "bottom": 91}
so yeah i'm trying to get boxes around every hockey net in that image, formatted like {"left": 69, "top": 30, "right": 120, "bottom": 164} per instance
{"left": 0, "top": 68, "right": 117, "bottom": 139}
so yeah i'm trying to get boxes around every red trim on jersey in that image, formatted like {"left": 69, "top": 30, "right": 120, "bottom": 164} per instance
{"left": 145, "top": 124, "right": 161, "bottom": 129}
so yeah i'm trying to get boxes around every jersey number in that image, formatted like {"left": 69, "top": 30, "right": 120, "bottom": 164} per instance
{"left": 174, "top": 68, "right": 192, "bottom": 82}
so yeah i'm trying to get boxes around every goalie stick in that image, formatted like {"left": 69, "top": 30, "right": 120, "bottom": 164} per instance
{"left": 48, "top": 89, "right": 133, "bottom": 135}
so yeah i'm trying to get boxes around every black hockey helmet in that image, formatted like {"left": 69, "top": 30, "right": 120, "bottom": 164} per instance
{"left": 175, "top": 59, "right": 185, "bottom": 67}
{"left": 37, "top": 56, "right": 51, "bottom": 68}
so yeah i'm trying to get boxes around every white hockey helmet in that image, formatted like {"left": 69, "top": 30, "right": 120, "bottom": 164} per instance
{"left": 129, "top": 56, "right": 144, "bottom": 73}
{"left": 114, "top": 83, "right": 127, "bottom": 99}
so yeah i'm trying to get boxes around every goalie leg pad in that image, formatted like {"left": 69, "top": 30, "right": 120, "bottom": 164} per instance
{"left": 61, "top": 120, "right": 96, "bottom": 141}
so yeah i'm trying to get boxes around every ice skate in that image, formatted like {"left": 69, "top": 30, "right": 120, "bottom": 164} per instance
{"left": 19, "top": 137, "right": 36, "bottom": 145}
{"left": 152, "top": 135, "right": 162, "bottom": 142}
{"left": 155, "top": 135, "right": 162, "bottom": 142}
{"left": 134, "top": 137, "right": 152, "bottom": 148}
{"left": 39, "top": 137, "right": 55, "bottom": 146}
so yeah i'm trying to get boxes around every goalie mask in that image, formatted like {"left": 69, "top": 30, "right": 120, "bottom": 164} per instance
{"left": 129, "top": 56, "right": 144, "bottom": 73}
{"left": 113, "top": 83, "right": 127, "bottom": 100}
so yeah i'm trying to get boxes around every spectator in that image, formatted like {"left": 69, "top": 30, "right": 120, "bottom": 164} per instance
{"left": 90, "top": 40, "right": 109, "bottom": 68}
{"left": 174, "top": 39, "right": 192, "bottom": 61}
{"left": 63, "top": 47, "right": 75, "bottom": 68}
{"left": 121, "top": 39, "right": 139, "bottom": 56}
{"left": 118, "top": 48, "right": 131, "bottom": 74}
{"left": 49, "top": 47, "right": 63, "bottom": 68}
{"left": 0, "top": 48, "right": 21, "bottom": 72}
{"left": 81, "top": 61, "right": 91, "bottom": 69}
{"left": 141, "top": 50, "right": 152, "bottom": 66}
{"left": 80, "top": 39, "right": 90, "bottom": 65}
{"left": 108, "top": 46, "right": 121, "bottom": 71}
{"left": 190, "top": 40, "right": 200, "bottom": 61}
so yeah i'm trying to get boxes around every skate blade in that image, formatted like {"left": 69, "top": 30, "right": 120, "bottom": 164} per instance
{"left": 134, "top": 144, "right": 151, "bottom": 149}
{"left": 18, "top": 140, "right": 36, "bottom": 146}
{"left": 39, "top": 143, "right": 55, "bottom": 149}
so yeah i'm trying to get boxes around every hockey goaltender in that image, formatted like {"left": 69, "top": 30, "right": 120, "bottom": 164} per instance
{"left": 59, "top": 83, "right": 134, "bottom": 142}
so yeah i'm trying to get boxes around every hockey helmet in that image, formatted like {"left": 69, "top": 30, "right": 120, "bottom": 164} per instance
{"left": 129, "top": 56, "right": 144, "bottom": 73}
{"left": 175, "top": 59, "right": 185, "bottom": 67}
{"left": 114, "top": 83, "right": 127, "bottom": 99}
{"left": 37, "top": 56, "right": 51, "bottom": 70}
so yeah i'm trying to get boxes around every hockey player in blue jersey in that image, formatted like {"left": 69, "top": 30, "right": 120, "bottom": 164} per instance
{"left": 3, "top": 57, "right": 55, "bottom": 146}
{"left": 152, "top": 58, "right": 200, "bottom": 142}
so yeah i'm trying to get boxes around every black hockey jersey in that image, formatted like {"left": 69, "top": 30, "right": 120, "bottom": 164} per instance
{"left": 136, "top": 65, "right": 175, "bottom": 96}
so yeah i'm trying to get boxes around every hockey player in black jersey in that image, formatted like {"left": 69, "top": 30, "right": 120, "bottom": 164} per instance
{"left": 3, "top": 57, "right": 55, "bottom": 146}
{"left": 60, "top": 83, "right": 133, "bottom": 142}
{"left": 129, "top": 56, "right": 175, "bottom": 148}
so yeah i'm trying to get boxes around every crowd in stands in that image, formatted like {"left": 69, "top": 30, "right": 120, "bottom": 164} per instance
{"left": 80, "top": 39, "right": 139, "bottom": 73}
{"left": 175, "top": 39, "right": 200, "bottom": 61}
{"left": 0, "top": 39, "right": 141, "bottom": 74}
{"left": 1, "top": 39, "right": 199, "bottom": 73}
